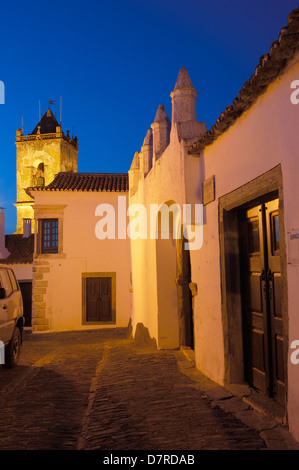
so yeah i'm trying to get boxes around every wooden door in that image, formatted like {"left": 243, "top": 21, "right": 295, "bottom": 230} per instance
{"left": 19, "top": 282, "right": 32, "bottom": 327}
{"left": 241, "top": 204, "right": 269, "bottom": 394}
{"left": 86, "top": 277, "right": 112, "bottom": 322}
{"left": 240, "top": 199, "right": 285, "bottom": 405}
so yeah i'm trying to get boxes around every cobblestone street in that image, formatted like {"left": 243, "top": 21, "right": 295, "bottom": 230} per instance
{"left": 0, "top": 328, "right": 298, "bottom": 451}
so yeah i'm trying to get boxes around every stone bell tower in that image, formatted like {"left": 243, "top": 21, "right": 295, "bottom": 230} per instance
{"left": 15, "top": 107, "right": 79, "bottom": 233}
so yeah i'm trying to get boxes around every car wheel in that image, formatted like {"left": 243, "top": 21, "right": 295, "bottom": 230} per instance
{"left": 3, "top": 327, "right": 21, "bottom": 369}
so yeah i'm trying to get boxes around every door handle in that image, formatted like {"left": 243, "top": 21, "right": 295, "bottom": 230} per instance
{"left": 261, "top": 269, "right": 273, "bottom": 301}
{"left": 267, "top": 269, "right": 273, "bottom": 301}
{"left": 2, "top": 304, "right": 8, "bottom": 310}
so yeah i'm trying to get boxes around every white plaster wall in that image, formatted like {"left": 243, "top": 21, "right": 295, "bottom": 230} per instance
{"left": 130, "top": 125, "right": 190, "bottom": 348}
{"left": 130, "top": 236, "right": 159, "bottom": 342}
{"left": 12, "top": 264, "right": 33, "bottom": 281}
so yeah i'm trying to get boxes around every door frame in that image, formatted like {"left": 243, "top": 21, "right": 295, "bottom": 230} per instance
{"left": 82, "top": 272, "right": 116, "bottom": 325}
{"left": 218, "top": 165, "right": 288, "bottom": 404}
{"left": 18, "top": 280, "right": 33, "bottom": 328}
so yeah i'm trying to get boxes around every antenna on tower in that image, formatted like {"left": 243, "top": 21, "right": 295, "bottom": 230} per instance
{"left": 21, "top": 116, "right": 24, "bottom": 134}
{"left": 60, "top": 96, "right": 62, "bottom": 125}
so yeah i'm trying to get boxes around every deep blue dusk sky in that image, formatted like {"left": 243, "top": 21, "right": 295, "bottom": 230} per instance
{"left": 0, "top": 0, "right": 298, "bottom": 233}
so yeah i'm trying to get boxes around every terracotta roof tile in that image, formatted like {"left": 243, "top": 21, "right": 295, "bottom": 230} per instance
{"left": 189, "top": 7, "right": 299, "bottom": 154}
{"left": 27, "top": 172, "right": 129, "bottom": 193}
{"left": 0, "top": 234, "right": 34, "bottom": 265}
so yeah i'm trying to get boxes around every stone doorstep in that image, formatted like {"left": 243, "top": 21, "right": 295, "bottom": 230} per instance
{"left": 179, "top": 347, "right": 285, "bottom": 423}
{"left": 176, "top": 348, "right": 299, "bottom": 449}
{"left": 242, "top": 390, "right": 285, "bottom": 425}
{"left": 180, "top": 346, "right": 196, "bottom": 366}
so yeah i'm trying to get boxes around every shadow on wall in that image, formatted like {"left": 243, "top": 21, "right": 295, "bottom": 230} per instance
{"left": 133, "top": 323, "right": 158, "bottom": 350}
{"left": 199, "top": 149, "right": 207, "bottom": 225}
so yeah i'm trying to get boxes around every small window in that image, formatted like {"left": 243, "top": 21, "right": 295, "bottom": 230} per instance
{"left": 246, "top": 217, "right": 260, "bottom": 255}
{"left": 0, "top": 269, "right": 13, "bottom": 297}
{"left": 271, "top": 212, "right": 280, "bottom": 255}
{"left": 7, "top": 269, "right": 18, "bottom": 292}
{"left": 41, "top": 219, "right": 59, "bottom": 254}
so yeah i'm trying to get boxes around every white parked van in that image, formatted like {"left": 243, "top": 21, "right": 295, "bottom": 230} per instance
{"left": 0, "top": 266, "right": 24, "bottom": 368}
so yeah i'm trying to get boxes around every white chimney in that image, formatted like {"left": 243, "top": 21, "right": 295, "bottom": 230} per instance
{"left": 0, "top": 208, "right": 10, "bottom": 259}
{"left": 23, "top": 218, "right": 32, "bottom": 238}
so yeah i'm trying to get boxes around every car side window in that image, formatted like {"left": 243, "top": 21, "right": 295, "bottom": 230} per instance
{"left": 0, "top": 269, "right": 13, "bottom": 297}
{"left": 8, "top": 269, "right": 18, "bottom": 292}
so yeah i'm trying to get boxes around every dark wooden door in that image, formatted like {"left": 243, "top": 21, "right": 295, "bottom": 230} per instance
{"left": 19, "top": 281, "right": 32, "bottom": 327}
{"left": 241, "top": 204, "right": 269, "bottom": 394}
{"left": 86, "top": 277, "right": 112, "bottom": 322}
{"left": 240, "top": 199, "right": 284, "bottom": 405}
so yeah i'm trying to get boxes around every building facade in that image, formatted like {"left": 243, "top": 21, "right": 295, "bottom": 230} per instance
{"left": 26, "top": 172, "right": 131, "bottom": 332}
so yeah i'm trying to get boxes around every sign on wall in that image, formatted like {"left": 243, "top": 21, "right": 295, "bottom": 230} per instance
{"left": 288, "top": 229, "right": 299, "bottom": 265}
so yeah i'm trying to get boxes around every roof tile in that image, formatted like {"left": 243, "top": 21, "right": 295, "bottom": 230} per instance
{"left": 28, "top": 172, "right": 129, "bottom": 193}
{"left": 0, "top": 235, "right": 34, "bottom": 265}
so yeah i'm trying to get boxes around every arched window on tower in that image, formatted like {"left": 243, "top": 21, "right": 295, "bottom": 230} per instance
{"left": 35, "top": 162, "right": 45, "bottom": 186}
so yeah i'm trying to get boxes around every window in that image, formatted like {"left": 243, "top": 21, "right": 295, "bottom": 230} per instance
{"left": 271, "top": 211, "right": 280, "bottom": 255}
{"left": 41, "top": 219, "right": 58, "bottom": 254}
{"left": 35, "top": 209, "right": 65, "bottom": 257}
{"left": 0, "top": 269, "right": 13, "bottom": 297}
{"left": 246, "top": 216, "right": 260, "bottom": 255}
{"left": 7, "top": 269, "right": 19, "bottom": 291}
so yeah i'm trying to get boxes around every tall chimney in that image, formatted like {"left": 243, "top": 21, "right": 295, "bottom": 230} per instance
{"left": 151, "top": 104, "right": 170, "bottom": 163}
{"left": 0, "top": 208, "right": 10, "bottom": 259}
{"left": 139, "top": 128, "right": 153, "bottom": 176}
{"left": 23, "top": 218, "right": 32, "bottom": 238}
{"left": 170, "top": 67, "right": 198, "bottom": 124}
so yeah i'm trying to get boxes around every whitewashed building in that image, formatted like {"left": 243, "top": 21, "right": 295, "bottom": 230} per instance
{"left": 26, "top": 172, "right": 131, "bottom": 332}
